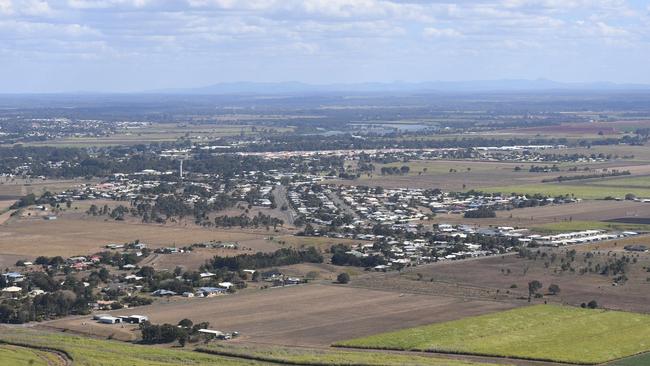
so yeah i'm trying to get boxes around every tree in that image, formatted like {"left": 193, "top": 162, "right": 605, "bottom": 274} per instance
{"left": 587, "top": 300, "right": 598, "bottom": 309}
{"left": 548, "top": 284, "right": 561, "bottom": 295}
{"left": 337, "top": 272, "right": 350, "bottom": 284}
{"left": 528, "top": 280, "right": 543, "bottom": 300}
{"left": 178, "top": 318, "right": 193, "bottom": 328}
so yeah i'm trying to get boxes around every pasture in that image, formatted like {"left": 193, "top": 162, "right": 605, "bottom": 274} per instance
{"left": 347, "top": 157, "right": 649, "bottom": 192}
{"left": 354, "top": 243, "right": 650, "bottom": 313}
{"left": 432, "top": 200, "right": 650, "bottom": 228}
{"left": 24, "top": 123, "right": 294, "bottom": 147}
{"left": 336, "top": 304, "right": 650, "bottom": 364}
{"left": 0, "top": 344, "right": 60, "bottom": 366}
{"left": 480, "top": 182, "right": 650, "bottom": 199}
{"left": 198, "top": 343, "right": 499, "bottom": 366}
{"left": 0, "top": 329, "right": 262, "bottom": 366}
{"left": 0, "top": 328, "right": 505, "bottom": 366}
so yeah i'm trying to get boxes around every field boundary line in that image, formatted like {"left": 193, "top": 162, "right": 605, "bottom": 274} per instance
{"left": 332, "top": 345, "right": 594, "bottom": 366}
{"left": 0, "top": 339, "right": 73, "bottom": 366}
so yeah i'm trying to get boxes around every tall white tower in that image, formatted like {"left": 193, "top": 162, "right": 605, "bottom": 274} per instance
{"left": 179, "top": 159, "right": 183, "bottom": 179}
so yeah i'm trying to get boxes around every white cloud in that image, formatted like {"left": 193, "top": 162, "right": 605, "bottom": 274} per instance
{"left": 423, "top": 27, "right": 461, "bottom": 39}
{"left": 0, "top": 0, "right": 649, "bottom": 91}
{"left": 0, "top": 0, "right": 13, "bottom": 14}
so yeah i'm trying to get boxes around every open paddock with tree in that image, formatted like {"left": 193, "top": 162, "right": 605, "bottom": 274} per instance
{"left": 353, "top": 242, "right": 650, "bottom": 313}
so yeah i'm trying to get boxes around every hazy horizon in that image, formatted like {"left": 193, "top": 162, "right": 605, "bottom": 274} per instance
{"left": 1, "top": 0, "right": 649, "bottom": 93}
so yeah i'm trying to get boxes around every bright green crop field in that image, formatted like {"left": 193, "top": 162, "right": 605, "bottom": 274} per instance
{"left": 335, "top": 305, "right": 650, "bottom": 364}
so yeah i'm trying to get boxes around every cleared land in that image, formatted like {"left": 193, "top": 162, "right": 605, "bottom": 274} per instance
{"left": 432, "top": 200, "right": 650, "bottom": 228}
{"left": 45, "top": 284, "right": 517, "bottom": 346}
{"left": 0, "top": 215, "right": 275, "bottom": 258}
{"left": 24, "top": 123, "right": 294, "bottom": 147}
{"left": 0, "top": 178, "right": 90, "bottom": 200}
{"left": 353, "top": 240, "right": 650, "bottom": 313}
{"left": 480, "top": 182, "right": 650, "bottom": 200}
{"left": 342, "top": 158, "right": 650, "bottom": 193}
{"left": 336, "top": 304, "right": 650, "bottom": 364}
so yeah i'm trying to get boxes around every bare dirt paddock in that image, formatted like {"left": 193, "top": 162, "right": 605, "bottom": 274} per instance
{"left": 46, "top": 284, "right": 517, "bottom": 346}
{"left": 0, "top": 217, "right": 277, "bottom": 258}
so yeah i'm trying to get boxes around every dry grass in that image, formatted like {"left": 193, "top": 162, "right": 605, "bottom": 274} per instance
{"left": 0, "top": 215, "right": 270, "bottom": 257}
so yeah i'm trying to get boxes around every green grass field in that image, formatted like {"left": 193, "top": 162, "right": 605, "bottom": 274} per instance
{"left": 0, "top": 330, "right": 263, "bottom": 366}
{"left": 0, "top": 328, "right": 499, "bottom": 366}
{"left": 0, "top": 345, "right": 55, "bottom": 366}
{"left": 532, "top": 220, "right": 650, "bottom": 233}
{"left": 199, "top": 343, "right": 496, "bottom": 366}
{"left": 335, "top": 305, "right": 650, "bottom": 364}
{"left": 587, "top": 175, "right": 650, "bottom": 189}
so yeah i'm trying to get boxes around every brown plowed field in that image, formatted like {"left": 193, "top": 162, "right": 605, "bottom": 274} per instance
{"left": 46, "top": 284, "right": 517, "bottom": 346}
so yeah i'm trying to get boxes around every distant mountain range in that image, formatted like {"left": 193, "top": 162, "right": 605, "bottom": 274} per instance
{"left": 150, "top": 79, "right": 650, "bottom": 94}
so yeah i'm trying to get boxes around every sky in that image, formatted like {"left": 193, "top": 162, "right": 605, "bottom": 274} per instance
{"left": 0, "top": 0, "right": 649, "bottom": 93}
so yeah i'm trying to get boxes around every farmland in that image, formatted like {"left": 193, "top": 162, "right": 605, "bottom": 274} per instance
{"left": 24, "top": 123, "right": 294, "bottom": 147}
{"left": 0, "top": 214, "right": 276, "bottom": 257}
{"left": 44, "top": 284, "right": 517, "bottom": 345}
{"left": 198, "top": 343, "right": 500, "bottom": 366}
{"left": 336, "top": 304, "right": 650, "bottom": 364}
{"left": 0, "top": 328, "right": 508, "bottom": 366}
{"left": 0, "top": 344, "right": 62, "bottom": 366}
{"left": 0, "top": 328, "right": 263, "bottom": 366}
{"left": 353, "top": 240, "right": 650, "bottom": 313}
{"left": 480, "top": 182, "right": 650, "bottom": 200}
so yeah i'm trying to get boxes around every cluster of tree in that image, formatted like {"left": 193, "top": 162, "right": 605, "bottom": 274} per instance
{"left": 0, "top": 274, "right": 94, "bottom": 323}
{"left": 208, "top": 247, "right": 323, "bottom": 272}
{"left": 213, "top": 212, "right": 283, "bottom": 229}
{"left": 527, "top": 165, "right": 560, "bottom": 173}
{"left": 379, "top": 166, "right": 410, "bottom": 175}
{"left": 580, "top": 300, "right": 599, "bottom": 309}
{"left": 330, "top": 244, "right": 386, "bottom": 268}
{"left": 140, "top": 318, "right": 213, "bottom": 346}
{"left": 542, "top": 170, "right": 630, "bottom": 183}
{"left": 464, "top": 207, "right": 497, "bottom": 218}
{"left": 121, "top": 296, "right": 153, "bottom": 307}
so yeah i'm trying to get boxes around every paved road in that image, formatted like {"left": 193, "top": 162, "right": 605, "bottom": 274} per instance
{"left": 272, "top": 185, "right": 297, "bottom": 225}
{"left": 326, "top": 190, "right": 359, "bottom": 219}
